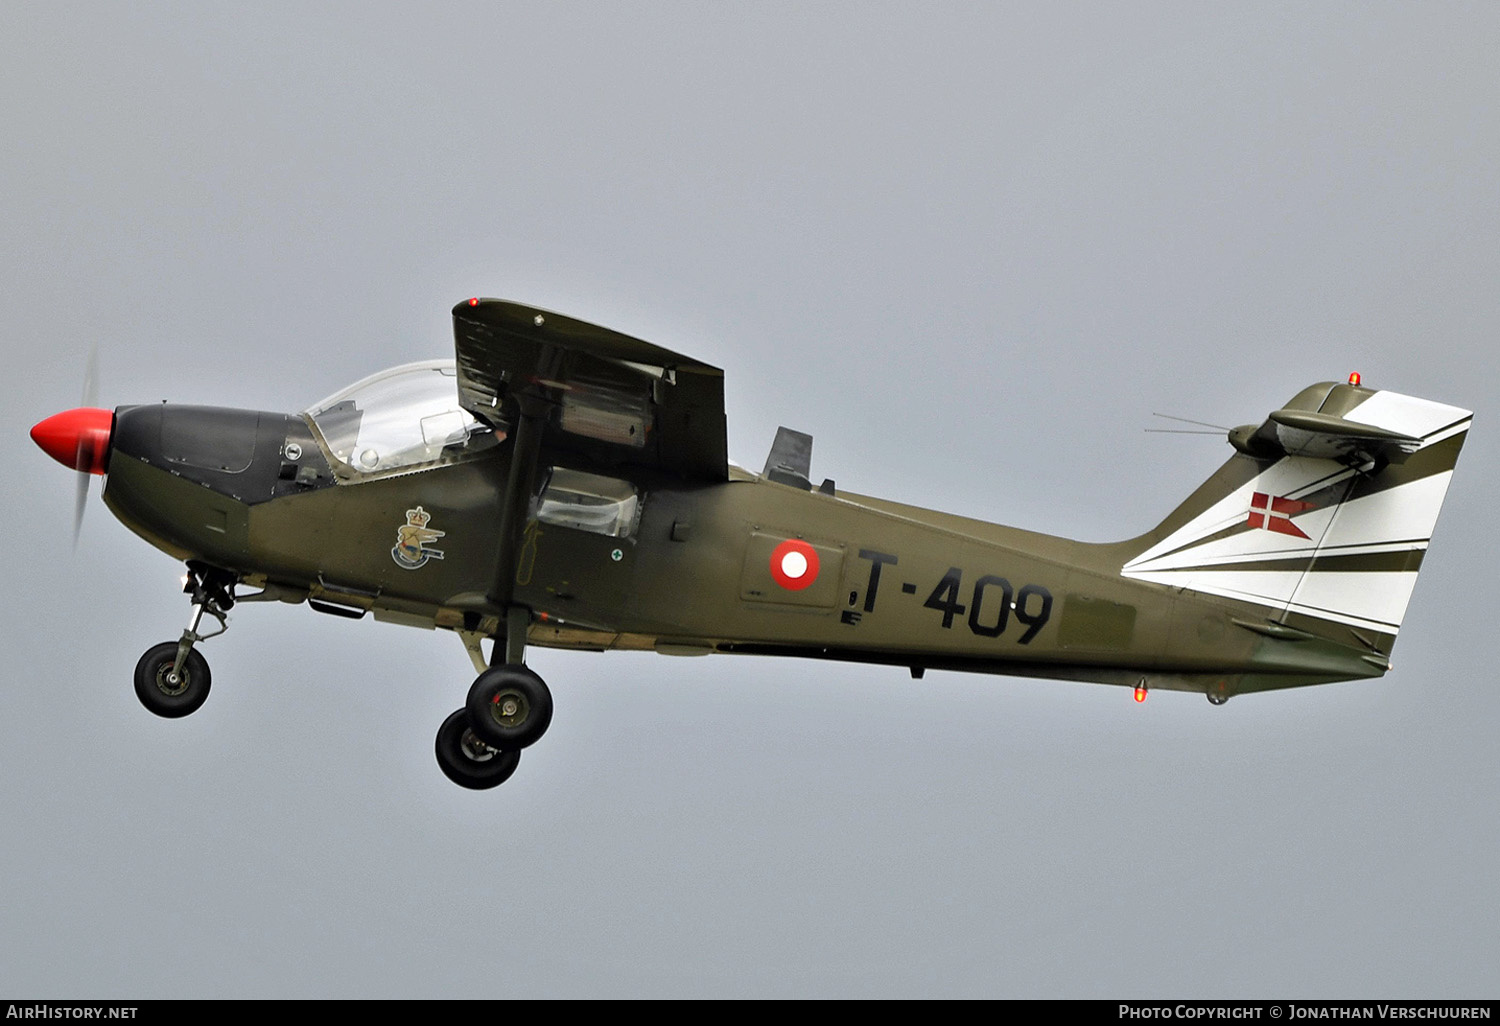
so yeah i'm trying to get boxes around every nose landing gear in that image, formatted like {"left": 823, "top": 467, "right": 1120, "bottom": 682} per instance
{"left": 133, "top": 562, "right": 235, "bottom": 718}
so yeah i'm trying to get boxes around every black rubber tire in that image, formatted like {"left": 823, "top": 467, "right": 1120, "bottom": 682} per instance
{"left": 133, "top": 641, "right": 212, "bottom": 718}
{"left": 435, "top": 709, "right": 520, "bottom": 790}
{"left": 465, "top": 664, "right": 553, "bottom": 751}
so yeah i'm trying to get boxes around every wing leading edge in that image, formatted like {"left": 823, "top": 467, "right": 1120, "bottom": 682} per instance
{"left": 452, "top": 299, "right": 727, "bottom": 481}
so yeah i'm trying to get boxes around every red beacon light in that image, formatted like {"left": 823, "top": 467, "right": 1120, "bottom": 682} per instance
{"left": 1348, "top": 371, "right": 1362, "bottom": 386}
{"left": 1133, "top": 682, "right": 1148, "bottom": 703}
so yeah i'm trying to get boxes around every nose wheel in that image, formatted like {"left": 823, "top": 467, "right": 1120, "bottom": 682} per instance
{"left": 133, "top": 561, "right": 235, "bottom": 718}
{"left": 134, "top": 642, "right": 212, "bottom": 718}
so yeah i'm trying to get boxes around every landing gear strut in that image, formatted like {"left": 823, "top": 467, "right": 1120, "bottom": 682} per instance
{"left": 133, "top": 561, "right": 235, "bottom": 718}
{"left": 437, "top": 389, "right": 556, "bottom": 790}
{"left": 436, "top": 605, "right": 555, "bottom": 789}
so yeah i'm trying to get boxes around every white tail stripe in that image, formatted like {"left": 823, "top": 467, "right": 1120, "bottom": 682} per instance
{"left": 1318, "top": 470, "right": 1454, "bottom": 550}
{"left": 1421, "top": 418, "right": 1472, "bottom": 448}
{"left": 1126, "top": 540, "right": 1425, "bottom": 572}
{"left": 1124, "top": 568, "right": 1419, "bottom": 634}
{"left": 1126, "top": 471, "right": 1453, "bottom": 575}
{"left": 1124, "top": 457, "right": 1355, "bottom": 570}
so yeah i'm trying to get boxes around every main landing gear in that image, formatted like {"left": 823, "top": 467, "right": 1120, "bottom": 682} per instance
{"left": 466, "top": 664, "right": 553, "bottom": 750}
{"left": 133, "top": 562, "right": 235, "bottom": 718}
{"left": 433, "top": 710, "right": 521, "bottom": 789}
{"left": 435, "top": 391, "right": 556, "bottom": 791}
{"left": 434, "top": 610, "right": 554, "bottom": 790}
{"left": 433, "top": 667, "right": 553, "bottom": 791}
{"left": 129, "top": 560, "right": 548, "bottom": 790}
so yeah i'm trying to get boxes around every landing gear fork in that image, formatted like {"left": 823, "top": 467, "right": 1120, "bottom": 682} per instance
{"left": 134, "top": 561, "right": 237, "bottom": 718}
{"left": 173, "top": 561, "right": 235, "bottom": 671}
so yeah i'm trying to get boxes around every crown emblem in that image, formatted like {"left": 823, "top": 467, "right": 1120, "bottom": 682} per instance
{"left": 392, "top": 505, "right": 445, "bottom": 569}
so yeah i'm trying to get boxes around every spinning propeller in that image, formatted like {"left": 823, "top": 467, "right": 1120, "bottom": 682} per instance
{"left": 30, "top": 347, "right": 112, "bottom": 545}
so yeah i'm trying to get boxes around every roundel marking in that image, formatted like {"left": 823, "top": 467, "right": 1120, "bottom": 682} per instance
{"left": 769, "top": 538, "right": 819, "bottom": 591}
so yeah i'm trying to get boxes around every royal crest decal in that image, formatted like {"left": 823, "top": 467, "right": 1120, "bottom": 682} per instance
{"left": 391, "top": 506, "right": 446, "bottom": 570}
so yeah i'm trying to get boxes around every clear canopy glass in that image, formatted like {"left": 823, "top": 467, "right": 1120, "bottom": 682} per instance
{"left": 304, "top": 360, "right": 497, "bottom": 477}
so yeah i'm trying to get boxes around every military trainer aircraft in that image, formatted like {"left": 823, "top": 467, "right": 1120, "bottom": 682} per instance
{"left": 30, "top": 299, "right": 1471, "bottom": 789}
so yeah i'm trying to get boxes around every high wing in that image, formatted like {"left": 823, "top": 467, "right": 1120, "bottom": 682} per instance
{"left": 452, "top": 298, "right": 727, "bottom": 481}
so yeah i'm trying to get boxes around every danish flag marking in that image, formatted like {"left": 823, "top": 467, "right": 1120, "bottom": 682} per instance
{"left": 1247, "top": 491, "right": 1316, "bottom": 539}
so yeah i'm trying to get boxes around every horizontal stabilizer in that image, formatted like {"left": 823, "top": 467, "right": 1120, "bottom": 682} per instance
{"left": 1264, "top": 408, "right": 1419, "bottom": 461}
{"left": 1228, "top": 384, "right": 1439, "bottom": 467}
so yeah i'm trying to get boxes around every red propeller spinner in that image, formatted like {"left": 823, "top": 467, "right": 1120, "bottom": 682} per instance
{"left": 31, "top": 407, "right": 113, "bottom": 475}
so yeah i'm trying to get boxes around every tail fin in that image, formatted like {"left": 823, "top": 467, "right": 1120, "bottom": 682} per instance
{"left": 1121, "top": 381, "right": 1470, "bottom": 651}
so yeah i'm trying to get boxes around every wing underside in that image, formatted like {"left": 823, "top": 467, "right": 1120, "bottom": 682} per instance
{"left": 452, "top": 299, "right": 728, "bottom": 481}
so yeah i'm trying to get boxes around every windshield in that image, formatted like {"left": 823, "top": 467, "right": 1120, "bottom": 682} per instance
{"left": 304, "top": 360, "right": 499, "bottom": 477}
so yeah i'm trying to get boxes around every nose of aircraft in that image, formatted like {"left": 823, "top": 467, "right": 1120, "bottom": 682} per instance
{"left": 31, "top": 407, "right": 113, "bottom": 474}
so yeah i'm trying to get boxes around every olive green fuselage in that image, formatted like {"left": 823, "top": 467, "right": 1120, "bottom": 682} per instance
{"left": 102, "top": 402, "right": 1382, "bottom": 700}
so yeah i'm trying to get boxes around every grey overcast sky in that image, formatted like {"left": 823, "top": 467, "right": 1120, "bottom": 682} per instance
{"left": 2, "top": 2, "right": 1497, "bottom": 999}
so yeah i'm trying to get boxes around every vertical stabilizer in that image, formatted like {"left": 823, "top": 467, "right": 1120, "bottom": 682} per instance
{"left": 1122, "top": 383, "right": 1470, "bottom": 648}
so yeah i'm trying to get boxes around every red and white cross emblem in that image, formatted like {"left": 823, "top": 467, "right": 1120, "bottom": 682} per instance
{"left": 1247, "top": 492, "right": 1316, "bottom": 539}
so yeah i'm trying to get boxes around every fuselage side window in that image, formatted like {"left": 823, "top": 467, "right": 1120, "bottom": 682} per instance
{"left": 534, "top": 467, "right": 642, "bottom": 539}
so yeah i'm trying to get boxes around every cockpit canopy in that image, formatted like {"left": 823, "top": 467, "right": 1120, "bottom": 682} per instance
{"left": 304, "top": 360, "right": 500, "bottom": 478}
